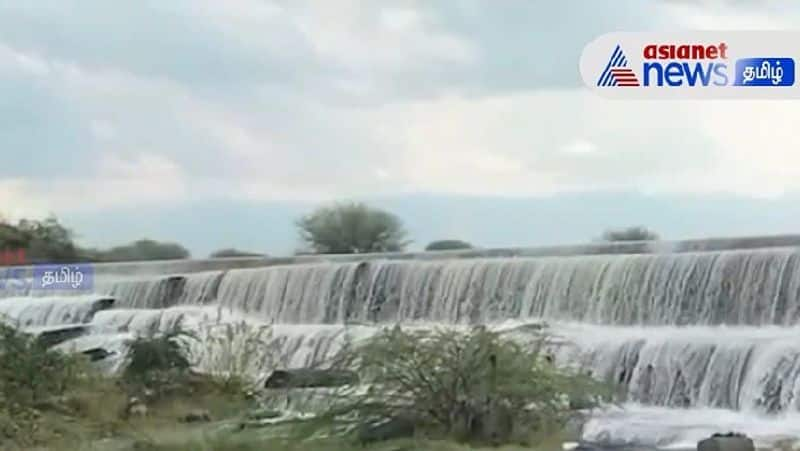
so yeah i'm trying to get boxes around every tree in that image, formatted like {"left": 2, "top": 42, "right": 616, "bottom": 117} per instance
{"left": 601, "top": 226, "right": 659, "bottom": 242}
{"left": 296, "top": 202, "right": 410, "bottom": 254}
{"left": 209, "top": 248, "right": 265, "bottom": 258}
{"left": 425, "top": 240, "right": 473, "bottom": 251}
{"left": 0, "top": 215, "right": 79, "bottom": 263}
{"left": 97, "top": 239, "right": 190, "bottom": 262}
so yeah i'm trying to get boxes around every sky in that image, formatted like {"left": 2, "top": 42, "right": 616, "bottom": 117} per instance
{"left": 2, "top": 0, "right": 800, "bottom": 257}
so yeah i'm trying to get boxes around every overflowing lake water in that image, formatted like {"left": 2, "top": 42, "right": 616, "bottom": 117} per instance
{"left": 4, "top": 238, "right": 800, "bottom": 448}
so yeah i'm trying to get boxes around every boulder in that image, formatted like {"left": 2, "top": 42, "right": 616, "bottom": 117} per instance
{"left": 698, "top": 433, "right": 754, "bottom": 451}
{"left": 357, "top": 416, "right": 415, "bottom": 445}
{"left": 245, "top": 408, "right": 282, "bottom": 421}
{"left": 125, "top": 398, "right": 148, "bottom": 418}
{"left": 264, "top": 369, "right": 358, "bottom": 389}
{"left": 81, "top": 347, "right": 113, "bottom": 362}
{"left": 180, "top": 409, "right": 212, "bottom": 423}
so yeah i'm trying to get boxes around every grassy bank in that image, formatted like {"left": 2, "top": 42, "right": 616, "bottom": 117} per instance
{"left": 0, "top": 322, "right": 600, "bottom": 451}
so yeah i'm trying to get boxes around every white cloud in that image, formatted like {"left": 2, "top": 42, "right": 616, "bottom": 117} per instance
{"left": 562, "top": 139, "right": 599, "bottom": 155}
{"left": 89, "top": 119, "right": 116, "bottom": 141}
{"left": 660, "top": 0, "right": 796, "bottom": 29}
{"left": 3, "top": 0, "right": 800, "bottom": 221}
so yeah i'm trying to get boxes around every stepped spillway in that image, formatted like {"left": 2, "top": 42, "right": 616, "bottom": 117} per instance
{"left": 4, "top": 238, "right": 800, "bottom": 447}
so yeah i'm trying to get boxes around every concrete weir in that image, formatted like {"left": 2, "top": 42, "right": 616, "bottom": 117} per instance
{"left": 4, "top": 234, "right": 800, "bottom": 448}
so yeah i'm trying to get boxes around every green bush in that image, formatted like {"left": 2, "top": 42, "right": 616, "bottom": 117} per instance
{"left": 425, "top": 240, "right": 473, "bottom": 251}
{"left": 122, "top": 323, "right": 195, "bottom": 396}
{"left": 0, "top": 319, "right": 91, "bottom": 447}
{"left": 309, "top": 326, "right": 608, "bottom": 445}
{"left": 0, "top": 320, "right": 85, "bottom": 407}
{"left": 601, "top": 226, "right": 659, "bottom": 242}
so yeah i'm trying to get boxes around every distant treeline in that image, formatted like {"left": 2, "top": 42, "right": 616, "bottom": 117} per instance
{"left": 0, "top": 216, "right": 189, "bottom": 264}
{"left": 1, "top": 207, "right": 662, "bottom": 265}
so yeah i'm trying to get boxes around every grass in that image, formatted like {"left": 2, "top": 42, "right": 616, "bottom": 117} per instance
{"left": 0, "top": 323, "right": 588, "bottom": 451}
{"left": 24, "top": 388, "right": 574, "bottom": 451}
{"left": 41, "top": 432, "right": 572, "bottom": 451}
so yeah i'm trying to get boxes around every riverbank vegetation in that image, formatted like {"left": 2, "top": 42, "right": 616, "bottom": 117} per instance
{"left": 0, "top": 319, "right": 608, "bottom": 450}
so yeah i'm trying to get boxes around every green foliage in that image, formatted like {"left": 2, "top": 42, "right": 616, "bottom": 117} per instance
{"left": 209, "top": 248, "right": 265, "bottom": 258}
{"left": 425, "top": 240, "right": 474, "bottom": 251}
{"left": 296, "top": 202, "right": 410, "bottom": 254}
{"left": 0, "top": 215, "right": 79, "bottom": 263}
{"left": 0, "top": 213, "right": 193, "bottom": 264}
{"left": 0, "top": 319, "right": 91, "bottom": 447}
{"left": 122, "top": 324, "right": 195, "bottom": 395}
{"left": 601, "top": 226, "right": 659, "bottom": 242}
{"left": 0, "top": 320, "right": 85, "bottom": 407}
{"left": 92, "top": 239, "right": 191, "bottom": 262}
{"left": 310, "top": 326, "right": 608, "bottom": 445}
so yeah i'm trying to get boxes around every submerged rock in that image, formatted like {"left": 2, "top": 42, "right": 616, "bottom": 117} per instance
{"left": 697, "top": 432, "right": 754, "bottom": 451}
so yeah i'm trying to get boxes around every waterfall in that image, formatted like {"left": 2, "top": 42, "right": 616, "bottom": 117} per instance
{"left": 0, "top": 295, "right": 113, "bottom": 327}
{"left": 551, "top": 323, "right": 800, "bottom": 413}
{"left": 76, "top": 247, "right": 800, "bottom": 326}
{"left": 5, "top": 240, "right": 800, "bottom": 444}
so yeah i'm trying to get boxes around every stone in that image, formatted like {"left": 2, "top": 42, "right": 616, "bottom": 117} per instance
{"left": 264, "top": 368, "right": 358, "bottom": 389}
{"left": 563, "top": 413, "right": 588, "bottom": 440}
{"left": 697, "top": 433, "right": 754, "bottom": 451}
{"left": 180, "top": 409, "right": 212, "bottom": 423}
{"left": 771, "top": 438, "right": 800, "bottom": 451}
{"left": 245, "top": 408, "right": 282, "bottom": 421}
{"left": 81, "top": 347, "right": 113, "bottom": 362}
{"left": 126, "top": 398, "right": 148, "bottom": 418}
{"left": 357, "top": 416, "right": 416, "bottom": 445}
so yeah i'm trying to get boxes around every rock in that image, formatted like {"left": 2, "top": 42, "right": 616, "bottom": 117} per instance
{"left": 245, "top": 408, "right": 282, "bottom": 421}
{"left": 357, "top": 416, "right": 416, "bottom": 445}
{"left": 698, "top": 433, "right": 754, "bottom": 451}
{"left": 180, "top": 409, "right": 212, "bottom": 423}
{"left": 81, "top": 347, "right": 113, "bottom": 362}
{"left": 84, "top": 297, "right": 115, "bottom": 323}
{"left": 125, "top": 397, "right": 148, "bottom": 419}
{"left": 772, "top": 438, "right": 800, "bottom": 451}
{"left": 563, "top": 413, "right": 588, "bottom": 440}
{"left": 264, "top": 368, "right": 358, "bottom": 389}
{"left": 127, "top": 403, "right": 147, "bottom": 418}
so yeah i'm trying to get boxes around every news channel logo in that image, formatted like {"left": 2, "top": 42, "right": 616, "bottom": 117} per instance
{"left": 0, "top": 263, "right": 94, "bottom": 292}
{"left": 580, "top": 32, "right": 799, "bottom": 99}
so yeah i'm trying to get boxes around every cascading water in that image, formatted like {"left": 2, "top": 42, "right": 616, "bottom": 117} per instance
{"left": 5, "top": 243, "right": 800, "bottom": 447}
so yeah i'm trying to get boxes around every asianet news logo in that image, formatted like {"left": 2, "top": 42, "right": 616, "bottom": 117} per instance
{"left": 639, "top": 43, "right": 729, "bottom": 87}
{"left": 599, "top": 42, "right": 792, "bottom": 88}
{"left": 581, "top": 32, "right": 799, "bottom": 98}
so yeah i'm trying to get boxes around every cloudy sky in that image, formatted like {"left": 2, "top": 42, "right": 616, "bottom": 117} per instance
{"left": 2, "top": 0, "right": 800, "bottom": 256}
